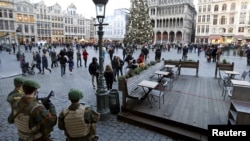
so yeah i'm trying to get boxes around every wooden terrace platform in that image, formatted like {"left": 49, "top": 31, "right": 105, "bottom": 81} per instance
{"left": 118, "top": 75, "right": 231, "bottom": 140}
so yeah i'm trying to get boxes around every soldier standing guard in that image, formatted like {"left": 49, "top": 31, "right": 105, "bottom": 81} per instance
{"left": 7, "top": 77, "right": 26, "bottom": 123}
{"left": 12, "top": 80, "right": 57, "bottom": 141}
{"left": 58, "top": 89, "right": 100, "bottom": 141}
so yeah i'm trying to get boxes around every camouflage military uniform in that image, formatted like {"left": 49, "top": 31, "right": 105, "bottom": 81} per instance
{"left": 58, "top": 89, "right": 100, "bottom": 141}
{"left": 7, "top": 77, "right": 25, "bottom": 124}
{"left": 7, "top": 89, "right": 24, "bottom": 105}
{"left": 12, "top": 80, "right": 57, "bottom": 141}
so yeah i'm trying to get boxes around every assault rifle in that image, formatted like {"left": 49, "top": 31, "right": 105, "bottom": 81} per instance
{"left": 36, "top": 90, "right": 55, "bottom": 109}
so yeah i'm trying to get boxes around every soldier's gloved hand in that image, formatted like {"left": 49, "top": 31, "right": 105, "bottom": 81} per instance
{"left": 48, "top": 102, "right": 56, "bottom": 115}
{"left": 42, "top": 99, "right": 51, "bottom": 110}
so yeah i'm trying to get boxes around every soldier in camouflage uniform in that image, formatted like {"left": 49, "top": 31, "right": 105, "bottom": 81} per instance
{"left": 58, "top": 89, "right": 100, "bottom": 141}
{"left": 7, "top": 77, "right": 25, "bottom": 123}
{"left": 12, "top": 80, "right": 57, "bottom": 141}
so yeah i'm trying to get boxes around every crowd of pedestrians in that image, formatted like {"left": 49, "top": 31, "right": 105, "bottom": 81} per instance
{"left": 10, "top": 41, "right": 250, "bottom": 91}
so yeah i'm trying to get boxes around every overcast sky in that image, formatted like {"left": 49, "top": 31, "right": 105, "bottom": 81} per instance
{"left": 32, "top": 0, "right": 198, "bottom": 18}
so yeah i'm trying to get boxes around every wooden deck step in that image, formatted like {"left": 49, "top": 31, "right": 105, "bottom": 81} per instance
{"left": 117, "top": 110, "right": 208, "bottom": 141}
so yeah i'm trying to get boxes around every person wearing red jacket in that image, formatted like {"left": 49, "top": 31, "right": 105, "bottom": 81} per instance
{"left": 82, "top": 49, "right": 89, "bottom": 68}
{"left": 138, "top": 53, "right": 144, "bottom": 64}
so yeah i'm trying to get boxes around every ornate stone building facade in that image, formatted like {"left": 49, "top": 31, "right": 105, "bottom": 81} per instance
{"left": 195, "top": 0, "right": 250, "bottom": 44}
{"left": 147, "top": 0, "right": 196, "bottom": 44}
{"left": 63, "top": 3, "right": 86, "bottom": 44}
{"left": 33, "top": 0, "right": 51, "bottom": 43}
{"left": 48, "top": 3, "right": 64, "bottom": 43}
{"left": 0, "top": 0, "right": 15, "bottom": 44}
{"left": 99, "top": 8, "right": 129, "bottom": 41}
{"left": 0, "top": 0, "right": 95, "bottom": 44}
{"left": 15, "top": 0, "right": 36, "bottom": 44}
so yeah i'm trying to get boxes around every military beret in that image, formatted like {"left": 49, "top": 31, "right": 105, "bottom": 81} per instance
{"left": 68, "top": 89, "right": 83, "bottom": 101}
{"left": 23, "top": 80, "right": 40, "bottom": 89}
{"left": 14, "top": 77, "right": 25, "bottom": 84}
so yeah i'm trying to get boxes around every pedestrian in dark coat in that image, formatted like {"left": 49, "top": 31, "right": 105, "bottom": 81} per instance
{"left": 88, "top": 57, "right": 99, "bottom": 89}
{"left": 34, "top": 52, "right": 42, "bottom": 73}
{"left": 108, "top": 47, "right": 114, "bottom": 61}
{"left": 111, "top": 56, "right": 119, "bottom": 81}
{"left": 141, "top": 46, "right": 149, "bottom": 61}
{"left": 76, "top": 49, "right": 82, "bottom": 68}
{"left": 122, "top": 47, "right": 127, "bottom": 60}
{"left": 104, "top": 64, "right": 114, "bottom": 90}
{"left": 41, "top": 53, "right": 51, "bottom": 74}
{"left": 59, "top": 55, "right": 68, "bottom": 77}
{"left": 155, "top": 48, "right": 162, "bottom": 61}
{"left": 68, "top": 57, "right": 74, "bottom": 74}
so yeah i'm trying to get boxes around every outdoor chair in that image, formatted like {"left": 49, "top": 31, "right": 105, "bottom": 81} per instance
{"left": 234, "top": 71, "right": 248, "bottom": 80}
{"left": 218, "top": 69, "right": 229, "bottom": 86}
{"left": 222, "top": 78, "right": 233, "bottom": 101}
{"left": 161, "top": 73, "right": 173, "bottom": 90}
{"left": 149, "top": 80, "right": 168, "bottom": 109}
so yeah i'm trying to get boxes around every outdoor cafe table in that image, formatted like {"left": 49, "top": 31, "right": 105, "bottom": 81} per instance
{"left": 231, "top": 79, "right": 250, "bottom": 87}
{"left": 154, "top": 71, "right": 170, "bottom": 81}
{"left": 224, "top": 71, "right": 240, "bottom": 79}
{"left": 138, "top": 80, "right": 159, "bottom": 107}
{"left": 164, "top": 64, "right": 176, "bottom": 71}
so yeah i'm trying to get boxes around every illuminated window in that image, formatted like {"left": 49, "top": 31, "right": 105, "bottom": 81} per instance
{"left": 17, "top": 14, "right": 22, "bottom": 22}
{"left": 0, "top": 2, "right": 10, "bottom": 7}
{"left": 24, "top": 15, "right": 28, "bottom": 22}
{"left": 30, "top": 15, "right": 34, "bottom": 22}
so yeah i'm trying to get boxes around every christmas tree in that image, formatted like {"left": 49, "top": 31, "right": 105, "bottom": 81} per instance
{"left": 123, "top": 0, "right": 153, "bottom": 45}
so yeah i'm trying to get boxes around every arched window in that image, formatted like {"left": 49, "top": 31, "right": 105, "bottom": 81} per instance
{"left": 228, "top": 28, "right": 233, "bottom": 33}
{"left": 230, "top": 3, "right": 236, "bottom": 11}
{"left": 219, "top": 28, "right": 226, "bottom": 33}
{"left": 222, "top": 4, "right": 227, "bottom": 11}
{"left": 221, "top": 16, "right": 226, "bottom": 25}
{"left": 214, "top": 5, "right": 219, "bottom": 12}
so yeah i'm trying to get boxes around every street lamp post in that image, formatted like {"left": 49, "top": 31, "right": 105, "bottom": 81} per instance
{"left": 16, "top": 27, "right": 22, "bottom": 61}
{"left": 92, "top": 0, "right": 110, "bottom": 120}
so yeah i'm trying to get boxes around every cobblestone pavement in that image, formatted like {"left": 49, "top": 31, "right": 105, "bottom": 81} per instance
{"left": 0, "top": 46, "right": 249, "bottom": 141}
